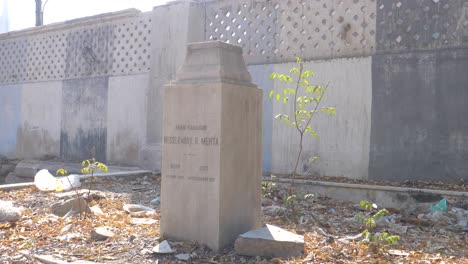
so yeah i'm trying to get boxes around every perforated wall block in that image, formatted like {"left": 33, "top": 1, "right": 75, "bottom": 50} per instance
{"left": 0, "top": 12, "right": 153, "bottom": 85}
{"left": 111, "top": 13, "right": 153, "bottom": 76}
{"left": 64, "top": 26, "right": 113, "bottom": 79}
{"left": 0, "top": 38, "right": 30, "bottom": 84}
{"left": 205, "top": 0, "right": 376, "bottom": 64}
{"left": 376, "top": 0, "right": 468, "bottom": 51}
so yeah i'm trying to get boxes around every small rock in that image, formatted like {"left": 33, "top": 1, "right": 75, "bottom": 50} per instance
{"left": 90, "top": 205, "right": 104, "bottom": 216}
{"left": 130, "top": 218, "right": 158, "bottom": 225}
{"left": 234, "top": 224, "right": 304, "bottom": 258}
{"left": 0, "top": 200, "right": 22, "bottom": 222}
{"left": 123, "top": 204, "right": 155, "bottom": 214}
{"left": 0, "top": 163, "right": 15, "bottom": 177}
{"left": 150, "top": 197, "right": 161, "bottom": 206}
{"left": 426, "top": 211, "right": 452, "bottom": 224}
{"left": 5, "top": 172, "right": 29, "bottom": 184}
{"left": 140, "top": 248, "right": 152, "bottom": 255}
{"left": 388, "top": 249, "right": 409, "bottom": 256}
{"left": 90, "top": 226, "right": 114, "bottom": 241}
{"left": 175, "top": 253, "right": 190, "bottom": 261}
{"left": 51, "top": 197, "right": 90, "bottom": 217}
{"left": 58, "top": 232, "right": 81, "bottom": 241}
{"left": 303, "top": 252, "right": 315, "bottom": 262}
{"left": 55, "top": 190, "right": 105, "bottom": 200}
{"left": 269, "top": 258, "right": 281, "bottom": 264}
{"left": 388, "top": 223, "right": 408, "bottom": 234}
{"left": 326, "top": 236, "right": 335, "bottom": 243}
{"left": 60, "top": 224, "right": 73, "bottom": 234}
{"left": 152, "top": 240, "right": 174, "bottom": 254}
{"left": 263, "top": 205, "right": 286, "bottom": 214}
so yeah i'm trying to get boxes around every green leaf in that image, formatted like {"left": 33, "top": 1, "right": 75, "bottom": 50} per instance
{"left": 305, "top": 86, "right": 315, "bottom": 93}
{"left": 286, "top": 195, "right": 297, "bottom": 204}
{"left": 269, "top": 73, "right": 277, "bottom": 80}
{"left": 297, "top": 97, "right": 303, "bottom": 103}
{"left": 356, "top": 215, "right": 364, "bottom": 223}
{"left": 360, "top": 200, "right": 372, "bottom": 210}
{"left": 274, "top": 114, "right": 282, "bottom": 119}
{"left": 386, "top": 235, "right": 400, "bottom": 245}
{"left": 275, "top": 93, "right": 281, "bottom": 101}
{"left": 55, "top": 185, "right": 65, "bottom": 192}
{"left": 290, "top": 67, "right": 300, "bottom": 74}
{"left": 269, "top": 90, "right": 275, "bottom": 99}
{"left": 308, "top": 156, "right": 319, "bottom": 163}
{"left": 365, "top": 218, "right": 376, "bottom": 228}
{"left": 362, "top": 229, "right": 370, "bottom": 240}
{"left": 296, "top": 57, "right": 302, "bottom": 63}
{"left": 374, "top": 209, "right": 389, "bottom": 220}
{"left": 81, "top": 167, "right": 90, "bottom": 174}
{"left": 283, "top": 97, "right": 288, "bottom": 103}
{"left": 283, "top": 88, "right": 295, "bottom": 95}
{"left": 56, "top": 168, "right": 68, "bottom": 176}
{"left": 96, "top": 162, "right": 108, "bottom": 173}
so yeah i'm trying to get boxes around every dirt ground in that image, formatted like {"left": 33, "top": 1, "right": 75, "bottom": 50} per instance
{"left": 0, "top": 174, "right": 467, "bottom": 264}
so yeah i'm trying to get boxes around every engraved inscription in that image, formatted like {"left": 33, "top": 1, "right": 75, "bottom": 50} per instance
{"left": 165, "top": 123, "right": 217, "bottom": 183}
{"left": 175, "top": 124, "right": 208, "bottom": 131}
{"left": 188, "top": 176, "right": 215, "bottom": 182}
{"left": 164, "top": 136, "right": 219, "bottom": 145}
{"left": 166, "top": 175, "right": 185, "bottom": 180}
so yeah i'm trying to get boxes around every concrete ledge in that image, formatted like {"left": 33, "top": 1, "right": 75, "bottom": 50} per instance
{"left": 266, "top": 178, "right": 468, "bottom": 210}
{"left": 0, "top": 170, "right": 152, "bottom": 191}
{"left": 0, "top": 182, "right": 35, "bottom": 191}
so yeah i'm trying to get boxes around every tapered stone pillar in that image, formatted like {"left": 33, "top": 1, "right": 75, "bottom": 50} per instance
{"left": 161, "top": 41, "right": 262, "bottom": 252}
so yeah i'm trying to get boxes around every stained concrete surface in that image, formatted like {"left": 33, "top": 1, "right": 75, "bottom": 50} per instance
{"left": 370, "top": 49, "right": 468, "bottom": 183}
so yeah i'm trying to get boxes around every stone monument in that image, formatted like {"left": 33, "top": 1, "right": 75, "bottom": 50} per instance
{"left": 160, "top": 41, "right": 262, "bottom": 252}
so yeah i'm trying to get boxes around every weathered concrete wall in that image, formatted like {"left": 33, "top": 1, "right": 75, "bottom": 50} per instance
{"left": 16, "top": 81, "right": 62, "bottom": 159}
{"left": 0, "top": 9, "right": 153, "bottom": 165}
{"left": 266, "top": 57, "right": 372, "bottom": 180}
{"left": 0, "top": 0, "right": 467, "bottom": 182}
{"left": 248, "top": 65, "right": 274, "bottom": 174}
{"left": 0, "top": 84, "right": 21, "bottom": 157}
{"left": 368, "top": 0, "right": 468, "bottom": 183}
{"left": 61, "top": 77, "right": 108, "bottom": 162}
{"left": 107, "top": 74, "right": 147, "bottom": 164}
{"left": 140, "top": 1, "right": 205, "bottom": 171}
{"left": 370, "top": 49, "right": 468, "bottom": 183}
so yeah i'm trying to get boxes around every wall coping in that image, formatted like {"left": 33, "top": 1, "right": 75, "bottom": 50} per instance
{"left": 0, "top": 9, "right": 143, "bottom": 40}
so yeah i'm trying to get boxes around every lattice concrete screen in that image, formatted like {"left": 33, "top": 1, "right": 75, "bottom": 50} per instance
{"left": 0, "top": 11, "right": 152, "bottom": 85}
{"left": 205, "top": 0, "right": 377, "bottom": 64}
{"left": 376, "top": 0, "right": 468, "bottom": 51}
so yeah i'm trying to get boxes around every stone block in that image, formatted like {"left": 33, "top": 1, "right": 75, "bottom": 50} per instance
{"left": 160, "top": 41, "right": 262, "bottom": 252}
{"left": 234, "top": 225, "right": 304, "bottom": 258}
